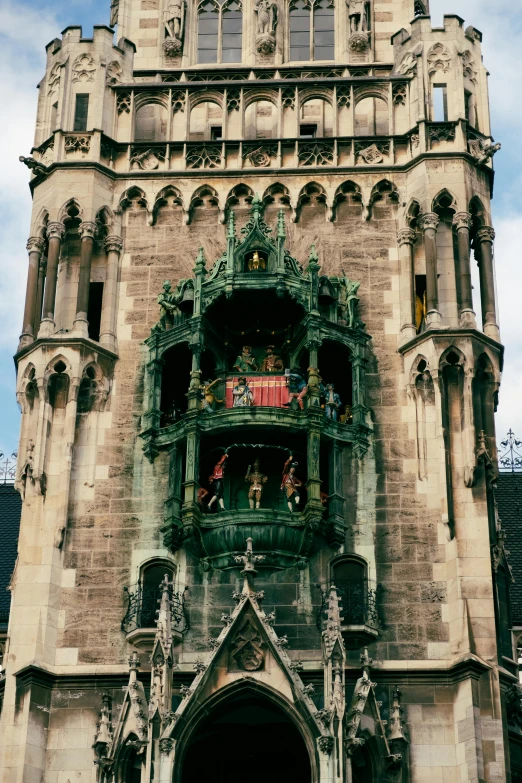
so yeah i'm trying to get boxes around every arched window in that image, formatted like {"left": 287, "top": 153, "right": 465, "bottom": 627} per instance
{"left": 189, "top": 101, "right": 224, "bottom": 141}
{"left": 245, "top": 100, "right": 277, "bottom": 139}
{"left": 139, "top": 561, "right": 176, "bottom": 628}
{"left": 134, "top": 102, "right": 167, "bottom": 142}
{"left": 354, "top": 96, "right": 389, "bottom": 135}
{"left": 299, "top": 97, "right": 333, "bottom": 137}
{"left": 198, "top": 0, "right": 243, "bottom": 64}
{"left": 331, "top": 556, "right": 368, "bottom": 625}
{"left": 290, "top": 0, "right": 334, "bottom": 62}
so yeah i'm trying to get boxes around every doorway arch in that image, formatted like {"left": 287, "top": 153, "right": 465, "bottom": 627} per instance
{"left": 180, "top": 692, "right": 312, "bottom": 783}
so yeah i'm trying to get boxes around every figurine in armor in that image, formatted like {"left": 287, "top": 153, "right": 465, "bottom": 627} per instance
{"left": 248, "top": 250, "right": 267, "bottom": 271}
{"left": 245, "top": 458, "right": 268, "bottom": 509}
{"left": 200, "top": 378, "right": 224, "bottom": 413}
{"left": 233, "top": 345, "right": 258, "bottom": 373}
{"left": 232, "top": 377, "right": 254, "bottom": 407}
{"left": 208, "top": 453, "right": 228, "bottom": 511}
{"left": 281, "top": 455, "right": 303, "bottom": 512}
{"left": 157, "top": 280, "right": 178, "bottom": 330}
{"left": 283, "top": 369, "right": 307, "bottom": 410}
{"left": 347, "top": 0, "right": 368, "bottom": 33}
{"left": 260, "top": 345, "right": 284, "bottom": 373}
{"left": 324, "top": 383, "right": 342, "bottom": 421}
{"left": 338, "top": 276, "right": 360, "bottom": 328}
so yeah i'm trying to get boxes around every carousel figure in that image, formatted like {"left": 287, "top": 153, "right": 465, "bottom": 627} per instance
{"left": 232, "top": 377, "right": 254, "bottom": 407}
{"left": 324, "top": 383, "right": 342, "bottom": 421}
{"left": 200, "top": 378, "right": 224, "bottom": 413}
{"left": 208, "top": 453, "right": 228, "bottom": 512}
{"left": 283, "top": 369, "right": 307, "bottom": 410}
{"left": 281, "top": 454, "right": 303, "bottom": 512}
{"left": 233, "top": 345, "right": 258, "bottom": 373}
{"left": 260, "top": 345, "right": 284, "bottom": 373}
{"left": 245, "top": 458, "right": 268, "bottom": 509}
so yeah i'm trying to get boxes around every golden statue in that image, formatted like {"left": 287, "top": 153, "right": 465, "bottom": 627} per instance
{"left": 248, "top": 250, "right": 266, "bottom": 271}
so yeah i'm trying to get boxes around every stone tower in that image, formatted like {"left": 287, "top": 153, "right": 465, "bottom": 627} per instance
{"left": 1, "top": 0, "right": 516, "bottom": 781}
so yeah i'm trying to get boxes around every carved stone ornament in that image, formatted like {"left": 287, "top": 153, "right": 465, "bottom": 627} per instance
{"left": 47, "top": 61, "right": 62, "bottom": 97}
{"left": 172, "top": 90, "right": 186, "bottom": 112}
{"left": 46, "top": 221, "right": 65, "bottom": 241}
{"left": 255, "top": 0, "right": 277, "bottom": 53}
{"left": 468, "top": 137, "right": 501, "bottom": 166}
{"left": 244, "top": 144, "right": 276, "bottom": 167}
{"left": 418, "top": 212, "right": 439, "bottom": 233}
{"left": 105, "top": 236, "right": 124, "bottom": 254}
{"left": 282, "top": 86, "right": 295, "bottom": 109}
{"left": 186, "top": 144, "right": 222, "bottom": 169}
{"left": 110, "top": 0, "right": 119, "bottom": 26}
{"left": 117, "top": 92, "right": 132, "bottom": 114}
{"left": 318, "top": 736, "right": 334, "bottom": 755}
{"left": 349, "top": 31, "right": 370, "bottom": 52}
{"left": 298, "top": 142, "right": 334, "bottom": 166}
{"left": 227, "top": 88, "right": 241, "bottom": 111}
{"left": 476, "top": 226, "right": 495, "bottom": 244}
{"left": 230, "top": 617, "right": 265, "bottom": 670}
{"left": 159, "top": 737, "right": 175, "bottom": 754}
{"left": 427, "top": 42, "right": 452, "bottom": 75}
{"left": 64, "top": 135, "right": 91, "bottom": 153}
{"left": 397, "top": 229, "right": 416, "bottom": 246}
{"left": 337, "top": 86, "right": 350, "bottom": 108}
{"left": 356, "top": 143, "right": 384, "bottom": 164}
{"left": 106, "top": 60, "right": 123, "bottom": 85}
{"left": 163, "top": 0, "right": 186, "bottom": 57}
{"left": 79, "top": 221, "right": 97, "bottom": 240}
{"left": 452, "top": 212, "right": 473, "bottom": 232}
{"left": 130, "top": 147, "right": 166, "bottom": 170}
{"left": 397, "top": 50, "right": 417, "bottom": 75}
{"left": 462, "top": 50, "right": 478, "bottom": 82}
{"left": 429, "top": 124, "right": 456, "bottom": 143}
{"left": 393, "top": 83, "right": 407, "bottom": 105}
{"left": 72, "top": 53, "right": 96, "bottom": 83}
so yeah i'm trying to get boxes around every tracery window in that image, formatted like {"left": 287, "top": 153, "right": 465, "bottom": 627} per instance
{"left": 198, "top": 0, "right": 243, "bottom": 64}
{"left": 289, "top": 0, "right": 334, "bottom": 62}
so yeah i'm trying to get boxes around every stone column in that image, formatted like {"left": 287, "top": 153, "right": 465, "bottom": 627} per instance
{"left": 452, "top": 212, "right": 476, "bottom": 328}
{"left": 19, "top": 237, "right": 45, "bottom": 346}
{"left": 418, "top": 212, "right": 441, "bottom": 328}
{"left": 74, "top": 221, "right": 97, "bottom": 337}
{"left": 476, "top": 226, "right": 500, "bottom": 341}
{"left": 39, "top": 221, "right": 64, "bottom": 337}
{"left": 99, "top": 235, "right": 123, "bottom": 351}
{"left": 397, "top": 228, "right": 417, "bottom": 344}
{"left": 33, "top": 255, "right": 47, "bottom": 337}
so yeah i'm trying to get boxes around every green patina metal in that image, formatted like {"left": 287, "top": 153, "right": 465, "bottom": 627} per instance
{"left": 140, "top": 197, "right": 372, "bottom": 571}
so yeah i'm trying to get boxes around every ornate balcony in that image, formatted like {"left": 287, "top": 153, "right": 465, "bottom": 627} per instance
{"left": 318, "top": 580, "right": 379, "bottom": 648}
{"left": 122, "top": 582, "right": 188, "bottom": 649}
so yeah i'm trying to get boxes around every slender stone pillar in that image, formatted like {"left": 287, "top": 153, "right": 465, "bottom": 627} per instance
{"left": 19, "top": 237, "right": 45, "bottom": 346}
{"left": 33, "top": 255, "right": 47, "bottom": 337}
{"left": 452, "top": 212, "right": 476, "bottom": 328}
{"left": 476, "top": 226, "right": 500, "bottom": 340}
{"left": 74, "top": 221, "right": 97, "bottom": 337}
{"left": 99, "top": 235, "right": 123, "bottom": 351}
{"left": 39, "top": 221, "right": 64, "bottom": 337}
{"left": 397, "top": 228, "right": 417, "bottom": 344}
{"left": 418, "top": 212, "right": 441, "bottom": 327}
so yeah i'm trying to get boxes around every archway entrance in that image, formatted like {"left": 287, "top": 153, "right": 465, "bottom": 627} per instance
{"left": 182, "top": 695, "right": 312, "bottom": 783}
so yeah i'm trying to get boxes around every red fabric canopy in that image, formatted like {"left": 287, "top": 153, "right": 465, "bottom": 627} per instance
{"left": 225, "top": 375, "right": 288, "bottom": 408}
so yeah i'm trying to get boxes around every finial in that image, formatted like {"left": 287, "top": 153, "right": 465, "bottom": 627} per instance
{"left": 227, "top": 211, "right": 236, "bottom": 239}
{"left": 277, "top": 208, "right": 286, "bottom": 239}
{"left": 195, "top": 246, "right": 206, "bottom": 269}
{"left": 308, "top": 243, "right": 319, "bottom": 266}
{"left": 234, "top": 537, "right": 265, "bottom": 594}
{"left": 360, "top": 647, "right": 373, "bottom": 678}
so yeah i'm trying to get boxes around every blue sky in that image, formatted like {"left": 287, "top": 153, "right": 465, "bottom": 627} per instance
{"left": 0, "top": 0, "right": 520, "bottom": 457}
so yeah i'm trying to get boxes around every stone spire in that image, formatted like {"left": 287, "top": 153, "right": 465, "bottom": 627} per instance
{"left": 234, "top": 537, "right": 265, "bottom": 595}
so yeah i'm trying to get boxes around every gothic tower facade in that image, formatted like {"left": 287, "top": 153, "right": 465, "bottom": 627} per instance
{"left": 1, "top": 0, "right": 516, "bottom": 781}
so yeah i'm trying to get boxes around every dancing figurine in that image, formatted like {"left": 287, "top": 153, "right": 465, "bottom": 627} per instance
{"left": 245, "top": 458, "right": 268, "bottom": 510}
{"left": 200, "top": 378, "right": 224, "bottom": 413}
{"left": 283, "top": 369, "right": 307, "bottom": 410}
{"left": 324, "top": 383, "right": 342, "bottom": 421}
{"left": 281, "top": 454, "right": 303, "bottom": 513}
{"left": 232, "top": 377, "right": 254, "bottom": 407}
{"left": 208, "top": 453, "right": 228, "bottom": 511}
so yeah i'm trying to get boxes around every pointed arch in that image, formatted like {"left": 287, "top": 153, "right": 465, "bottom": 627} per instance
{"left": 404, "top": 197, "right": 421, "bottom": 228}
{"left": 262, "top": 182, "right": 291, "bottom": 209}
{"left": 439, "top": 345, "right": 466, "bottom": 372}
{"left": 152, "top": 185, "right": 184, "bottom": 225}
{"left": 432, "top": 188, "right": 457, "bottom": 216}
{"left": 33, "top": 208, "right": 50, "bottom": 238}
{"left": 332, "top": 180, "right": 362, "bottom": 220}
{"left": 95, "top": 205, "right": 115, "bottom": 238}
{"left": 172, "top": 679, "right": 318, "bottom": 783}
{"left": 119, "top": 186, "right": 148, "bottom": 212}
{"left": 368, "top": 179, "right": 399, "bottom": 219}
{"left": 225, "top": 183, "right": 254, "bottom": 215}
{"left": 296, "top": 181, "right": 328, "bottom": 222}
{"left": 188, "top": 184, "right": 219, "bottom": 224}
{"left": 58, "top": 198, "right": 83, "bottom": 223}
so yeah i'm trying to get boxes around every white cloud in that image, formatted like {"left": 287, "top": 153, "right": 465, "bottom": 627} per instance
{"left": 0, "top": 3, "right": 59, "bottom": 349}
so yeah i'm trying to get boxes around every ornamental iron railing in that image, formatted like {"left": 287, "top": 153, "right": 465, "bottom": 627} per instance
{"left": 317, "top": 579, "right": 379, "bottom": 631}
{"left": 499, "top": 430, "right": 522, "bottom": 472}
{"left": 121, "top": 582, "right": 188, "bottom": 635}
{"left": 0, "top": 452, "right": 17, "bottom": 484}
